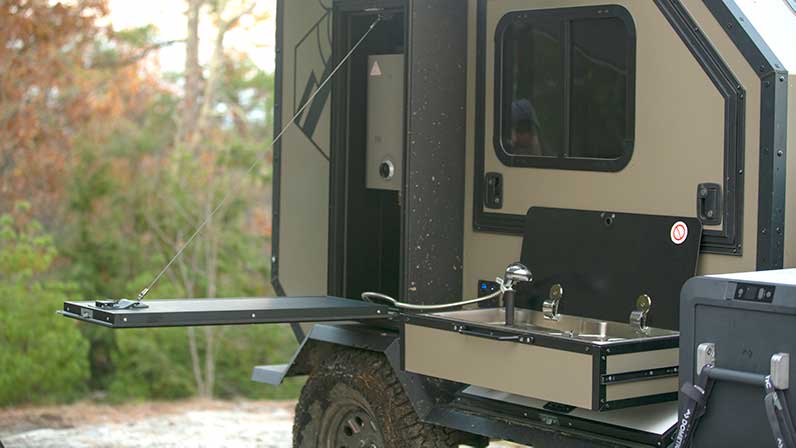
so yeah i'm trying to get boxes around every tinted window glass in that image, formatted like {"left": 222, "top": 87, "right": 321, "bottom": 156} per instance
{"left": 501, "top": 20, "right": 562, "bottom": 157}
{"left": 497, "top": 8, "right": 634, "bottom": 171}
{"left": 569, "top": 18, "right": 629, "bottom": 159}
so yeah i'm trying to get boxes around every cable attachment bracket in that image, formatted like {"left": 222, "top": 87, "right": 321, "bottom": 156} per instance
{"left": 94, "top": 298, "right": 149, "bottom": 310}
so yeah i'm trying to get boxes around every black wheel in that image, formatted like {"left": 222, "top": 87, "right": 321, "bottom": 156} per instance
{"left": 293, "top": 349, "right": 487, "bottom": 448}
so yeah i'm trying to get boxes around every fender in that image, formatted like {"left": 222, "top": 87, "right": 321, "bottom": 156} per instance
{"left": 252, "top": 323, "right": 398, "bottom": 385}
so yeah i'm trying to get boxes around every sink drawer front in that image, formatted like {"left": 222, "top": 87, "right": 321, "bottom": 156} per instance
{"left": 403, "top": 322, "right": 680, "bottom": 411}
{"left": 404, "top": 324, "right": 594, "bottom": 409}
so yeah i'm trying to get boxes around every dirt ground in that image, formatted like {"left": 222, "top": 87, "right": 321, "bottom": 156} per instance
{"left": 0, "top": 400, "right": 518, "bottom": 448}
{"left": 0, "top": 400, "right": 294, "bottom": 448}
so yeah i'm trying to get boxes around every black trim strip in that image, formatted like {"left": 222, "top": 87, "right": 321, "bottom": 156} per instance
{"left": 592, "top": 347, "right": 603, "bottom": 411}
{"left": 271, "top": 0, "right": 285, "bottom": 298}
{"left": 701, "top": 0, "right": 789, "bottom": 270}
{"left": 600, "top": 336, "right": 679, "bottom": 355}
{"left": 327, "top": 4, "right": 348, "bottom": 299}
{"left": 473, "top": 0, "right": 748, "bottom": 257}
{"left": 654, "top": 0, "right": 745, "bottom": 256}
{"left": 601, "top": 366, "right": 679, "bottom": 385}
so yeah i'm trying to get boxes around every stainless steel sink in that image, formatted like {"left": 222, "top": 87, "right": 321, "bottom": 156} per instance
{"left": 430, "top": 308, "right": 677, "bottom": 344}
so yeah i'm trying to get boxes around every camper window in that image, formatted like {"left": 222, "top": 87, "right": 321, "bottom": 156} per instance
{"left": 495, "top": 6, "right": 635, "bottom": 171}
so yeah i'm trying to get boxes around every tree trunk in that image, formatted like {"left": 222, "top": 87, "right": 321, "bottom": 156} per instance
{"left": 189, "top": 13, "right": 226, "bottom": 153}
{"left": 201, "top": 195, "right": 219, "bottom": 398}
{"left": 187, "top": 327, "right": 206, "bottom": 396}
{"left": 175, "top": 0, "right": 258, "bottom": 400}
{"left": 176, "top": 0, "right": 203, "bottom": 147}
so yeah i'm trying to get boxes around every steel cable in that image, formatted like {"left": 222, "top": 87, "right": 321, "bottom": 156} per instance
{"left": 132, "top": 16, "right": 383, "bottom": 303}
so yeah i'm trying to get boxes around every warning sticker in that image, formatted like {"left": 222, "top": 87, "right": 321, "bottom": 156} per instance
{"left": 370, "top": 61, "right": 382, "bottom": 77}
{"left": 670, "top": 221, "right": 689, "bottom": 245}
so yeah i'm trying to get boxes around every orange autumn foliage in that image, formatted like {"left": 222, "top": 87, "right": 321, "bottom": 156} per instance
{"left": 0, "top": 0, "right": 166, "bottom": 224}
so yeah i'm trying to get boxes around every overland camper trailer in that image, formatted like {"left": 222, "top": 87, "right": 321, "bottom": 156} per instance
{"left": 61, "top": 0, "right": 796, "bottom": 446}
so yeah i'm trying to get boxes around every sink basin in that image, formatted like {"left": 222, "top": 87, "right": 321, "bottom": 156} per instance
{"left": 430, "top": 307, "right": 676, "bottom": 344}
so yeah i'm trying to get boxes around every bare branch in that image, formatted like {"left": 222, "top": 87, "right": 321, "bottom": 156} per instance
{"left": 91, "top": 39, "right": 186, "bottom": 69}
{"left": 219, "top": 2, "right": 256, "bottom": 34}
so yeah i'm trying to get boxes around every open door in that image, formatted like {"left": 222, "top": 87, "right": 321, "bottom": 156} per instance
{"left": 60, "top": 297, "right": 388, "bottom": 329}
{"left": 61, "top": 0, "right": 404, "bottom": 339}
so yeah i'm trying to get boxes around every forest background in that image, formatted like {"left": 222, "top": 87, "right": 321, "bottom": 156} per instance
{"left": 0, "top": 0, "right": 304, "bottom": 406}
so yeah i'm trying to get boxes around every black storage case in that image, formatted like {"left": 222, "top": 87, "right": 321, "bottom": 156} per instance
{"left": 680, "top": 270, "right": 796, "bottom": 446}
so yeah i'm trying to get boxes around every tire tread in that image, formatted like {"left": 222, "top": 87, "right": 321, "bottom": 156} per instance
{"left": 292, "top": 349, "right": 487, "bottom": 448}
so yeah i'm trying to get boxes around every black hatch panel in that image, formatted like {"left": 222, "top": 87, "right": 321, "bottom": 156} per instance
{"left": 518, "top": 207, "right": 702, "bottom": 330}
{"left": 61, "top": 297, "right": 389, "bottom": 329}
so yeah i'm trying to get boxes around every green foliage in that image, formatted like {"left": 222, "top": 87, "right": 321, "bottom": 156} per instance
{"left": 4, "top": 1, "right": 296, "bottom": 406}
{"left": 114, "top": 25, "right": 159, "bottom": 47}
{"left": 108, "top": 324, "right": 304, "bottom": 402}
{"left": 0, "top": 206, "right": 90, "bottom": 406}
{"left": 0, "top": 203, "right": 56, "bottom": 279}
{"left": 53, "top": 58, "right": 292, "bottom": 403}
{"left": 214, "top": 325, "right": 304, "bottom": 399}
{"left": 108, "top": 328, "right": 196, "bottom": 401}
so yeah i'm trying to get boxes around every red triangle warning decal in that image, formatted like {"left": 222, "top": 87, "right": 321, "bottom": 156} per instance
{"left": 370, "top": 61, "right": 382, "bottom": 77}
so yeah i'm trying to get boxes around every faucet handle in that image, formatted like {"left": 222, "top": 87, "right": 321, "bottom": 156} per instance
{"left": 543, "top": 283, "right": 563, "bottom": 321}
{"left": 549, "top": 283, "right": 564, "bottom": 301}
{"left": 630, "top": 294, "right": 652, "bottom": 332}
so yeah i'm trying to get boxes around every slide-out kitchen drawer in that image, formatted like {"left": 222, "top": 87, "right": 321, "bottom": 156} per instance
{"left": 402, "top": 315, "right": 679, "bottom": 411}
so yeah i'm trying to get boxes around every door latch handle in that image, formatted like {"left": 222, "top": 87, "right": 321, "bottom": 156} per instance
{"left": 484, "top": 172, "right": 503, "bottom": 209}
{"left": 697, "top": 182, "right": 722, "bottom": 226}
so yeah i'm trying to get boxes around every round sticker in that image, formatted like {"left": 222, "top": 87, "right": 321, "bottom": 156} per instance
{"left": 670, "top": 221, "right": 688, "bottom": 245}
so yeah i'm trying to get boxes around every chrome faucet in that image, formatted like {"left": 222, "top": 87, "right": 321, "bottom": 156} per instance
{"left": 502, "top": 263, "right": 533, "bottom": 326}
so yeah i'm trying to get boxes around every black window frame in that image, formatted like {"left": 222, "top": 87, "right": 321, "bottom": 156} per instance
{"left": 493, "top": 5, "right": 637, "bottom": 172}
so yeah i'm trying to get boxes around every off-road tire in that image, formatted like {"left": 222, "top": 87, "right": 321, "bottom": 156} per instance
{"left": 293, "top": 349, "right": 487, "bottom": 448}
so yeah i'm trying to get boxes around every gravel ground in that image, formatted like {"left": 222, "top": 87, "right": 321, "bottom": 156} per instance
{"left": 0, "top": 400, "right": 518, "bottom": 448}
{"left": 0, "top": 400, "right": 293, "bottom": 448}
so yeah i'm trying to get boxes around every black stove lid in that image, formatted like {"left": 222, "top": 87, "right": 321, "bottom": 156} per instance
{"left": 517, "top": 207, "right": 702, "bottom": 330}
